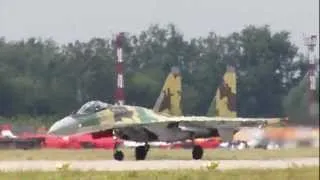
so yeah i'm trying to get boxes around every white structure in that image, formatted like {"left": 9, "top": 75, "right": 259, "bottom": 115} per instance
{"left": 303, "top": 35, "right": 318, "bottom": 116}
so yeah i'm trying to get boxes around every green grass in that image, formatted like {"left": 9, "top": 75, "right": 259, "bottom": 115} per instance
{"left": 0, "top": 167, "right": 318, "bottom": 180}
{"left": 0, "top": 147, "right": 318, "bottom": 160}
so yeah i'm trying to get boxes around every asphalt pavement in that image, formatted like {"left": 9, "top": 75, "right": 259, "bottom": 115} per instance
{"left": 0, "top": 158, "right": 318, "bottom": 171}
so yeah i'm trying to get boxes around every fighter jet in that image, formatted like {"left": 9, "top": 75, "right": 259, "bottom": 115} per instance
{"left": 47, "top": 65, "right": 283, "bottom": 160}
{"left": 48, "top": 65, "right": 282, "bottom": 161}
{"left": 48, "top": 100, "right": 282, "bottom": 160}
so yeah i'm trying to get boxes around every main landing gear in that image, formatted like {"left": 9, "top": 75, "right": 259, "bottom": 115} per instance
{"left": 192, "top": 145, "right": 204, "bottom": 160}
{"left": 135, "top": 144, "right": 150, "bottom": 160}
{"left": 191, "top": 137, "right": 204, "bottom": 160}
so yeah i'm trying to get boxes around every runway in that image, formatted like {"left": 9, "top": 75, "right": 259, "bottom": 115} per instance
{"left": 0, "top": 158, "right": 318, "bottom": 171}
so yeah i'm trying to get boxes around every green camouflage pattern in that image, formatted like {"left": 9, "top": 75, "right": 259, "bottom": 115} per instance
{"left": 49, "top": 100, "right": 283, "bottom": 138}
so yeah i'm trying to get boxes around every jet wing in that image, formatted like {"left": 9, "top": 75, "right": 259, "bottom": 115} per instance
{"left": 165, "top": 116, "right": 283, "bottom": 126}
{"left": 142, "top": 116, "right": 282, "bottom": 142}
{"left": 95, "top": 118, "right": 279, "bottom": 143}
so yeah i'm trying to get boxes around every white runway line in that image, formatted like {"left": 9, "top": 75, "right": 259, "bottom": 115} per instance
{"left": 0, "top": 158, "right": 318, "bottom": 172}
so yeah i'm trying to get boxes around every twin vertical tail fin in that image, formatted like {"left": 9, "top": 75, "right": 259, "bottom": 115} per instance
{"left": 154, "top": 65, "right": 236, "bottom": 117}
{"left": 207, "top": 65, "right": 237, "bottom": 117}
{"left": 153, "top": 67, "right": 182, "bottom": 116}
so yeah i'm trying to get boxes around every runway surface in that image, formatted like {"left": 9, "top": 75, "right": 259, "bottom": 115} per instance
{"left": 0, "top": 157, "right": 318, "bottom": 171}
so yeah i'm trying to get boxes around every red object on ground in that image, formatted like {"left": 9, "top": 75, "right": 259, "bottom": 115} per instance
{"left": 14, "top": 131, "right": 119, "bottom": 149}
{"left": 67, "top": 134, "right": 118, "bottom": 149}
{"left": 160, "top": 138, "right": 220, "bottom": 149}
{"left": 194, "top": 138, "right": 220, "bottom": 149}
{"left": 44, "top": 135, "right": 70, "bottom": 148}
{"left": 41, "top": 134, "right": 117, "bottom": 149}
{"left": 9, "top": 127, "right": 220, "bottom": 150}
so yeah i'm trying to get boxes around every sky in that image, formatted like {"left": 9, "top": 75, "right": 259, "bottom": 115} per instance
{"left": 0, "top": 0, "right": 319, "bottom": 55}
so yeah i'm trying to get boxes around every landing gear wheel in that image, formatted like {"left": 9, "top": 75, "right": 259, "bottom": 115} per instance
{"left": 113, "top": 150, "right": 124, "bottom": 161}
{"left": 192, "top": 145, "right": 203, "bottom": 160}
{"left": 135, "top": 145, "right": 149, "bottom": 160}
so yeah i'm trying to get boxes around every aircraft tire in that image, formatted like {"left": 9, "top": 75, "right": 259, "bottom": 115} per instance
{"left": 135, "top": 146, "right": 148, "bottom": 160}
{"left": 192, "top": 145, "right": 203, "bottom": 160}
{"left": 113, "top": 150, "right": 124, "bottom": 161}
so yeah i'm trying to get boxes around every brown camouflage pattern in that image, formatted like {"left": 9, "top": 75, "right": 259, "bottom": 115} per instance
{"left": 214, "top": 65, "right": 237, "bottom": 117}
{"left": 153, "top": 67, "right": 182, "bottom": 116}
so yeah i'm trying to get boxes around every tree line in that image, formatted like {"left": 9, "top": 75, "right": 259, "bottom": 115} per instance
{"left": 0, "top": 24, "right": 318, "bottom": 125}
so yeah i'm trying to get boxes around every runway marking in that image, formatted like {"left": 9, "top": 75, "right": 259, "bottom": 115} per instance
{"left": 0, "top": 158, "right": 318, "bottom": 172}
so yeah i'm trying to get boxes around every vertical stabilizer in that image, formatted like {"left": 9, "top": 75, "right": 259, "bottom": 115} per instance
{"left": 153, "top": 67, "right": 182, "bottom": 116}
{"left": 207, "top": 65, "right": 237, "bottom": 117}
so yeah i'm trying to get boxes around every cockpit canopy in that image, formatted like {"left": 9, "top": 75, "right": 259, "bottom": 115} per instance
{"left": 76, "top": 100, "right": 110, "bottom": 115}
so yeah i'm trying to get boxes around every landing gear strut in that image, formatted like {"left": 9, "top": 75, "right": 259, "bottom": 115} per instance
{"left": 192, "top": 145, "right": 204, "bottom": 160}
{"left": 135, "top": 143, "right": 150, "bottom": 160}
{"left": 113, "top": 139, "right": 124, "bottom": 161}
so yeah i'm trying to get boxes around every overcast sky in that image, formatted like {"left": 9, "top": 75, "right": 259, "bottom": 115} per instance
{"left": 0, "top": 0, "right": 319, "bottom": 54}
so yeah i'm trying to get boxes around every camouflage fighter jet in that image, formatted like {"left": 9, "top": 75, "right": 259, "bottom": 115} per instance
{"left": 48, "top": 100, "right": 281, "bottom": 160}
{"left": 48, "top": 66, "right": 282, "bottom": 161}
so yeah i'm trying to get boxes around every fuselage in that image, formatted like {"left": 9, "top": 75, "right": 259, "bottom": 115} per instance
{"left": 48, "top": 102, "right": 222, "bottom": 142}
{"left": 48, "top": 101, "right": 280, "bottom": 143}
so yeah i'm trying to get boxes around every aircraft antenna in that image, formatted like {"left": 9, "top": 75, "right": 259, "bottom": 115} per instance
{"left": 115, "top": 32, "right": 125, "bottom": 105}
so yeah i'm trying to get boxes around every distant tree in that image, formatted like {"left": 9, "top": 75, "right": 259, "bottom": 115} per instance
{"left": 232, "top": 25, "right": 307, "bottom": 117}
{"left": 283, "top": 74, "right": 319, "bottom": 126}
{"left": 0, "top": 24, "right": 309, "bottom": 123}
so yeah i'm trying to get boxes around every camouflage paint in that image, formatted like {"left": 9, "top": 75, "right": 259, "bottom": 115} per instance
{"left": 211, "top": 65, "right": 237, "bottom": 117}
{"left": 135, "top": 107, "right": 157, "bottom": 123}
{"left": 153, "top": 67, "right": 182, "bottom": 116}
{"left": 48, "top": 100, "right": 284, "bottom": 138}
{"left": 77, "top": 113, "right": 100, "bottom": 127}
{"left": 96, "top": 109, "right": 116, "bottom": 125}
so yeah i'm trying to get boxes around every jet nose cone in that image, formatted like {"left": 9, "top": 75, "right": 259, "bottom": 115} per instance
{"left": 48, "top": 116, "right": 78, "bottom": 135}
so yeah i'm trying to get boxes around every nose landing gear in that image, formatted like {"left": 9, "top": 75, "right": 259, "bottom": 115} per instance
{"left": 113, "top": 150, "right": 124, "bottom": 161}
{"left": 113, "top": 139, "right": 124, "bottom": 161}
